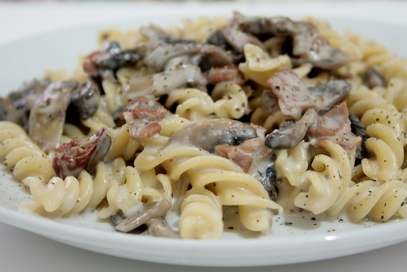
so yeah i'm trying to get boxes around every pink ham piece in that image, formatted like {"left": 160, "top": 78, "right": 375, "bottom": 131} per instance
{"left": 267, "top": 69, "right": 316, "bottom": 119}
{"left": 308, "top": 102, "right": 362, "bottom": 156}
{"left": 204, "top": 65, "right": 244, "bottom": 85}
{"left": 121, "top": 95, "right": 167, "bottom": 142}
{"left": 52, "top": 128, "right": 111, "bottom": 179}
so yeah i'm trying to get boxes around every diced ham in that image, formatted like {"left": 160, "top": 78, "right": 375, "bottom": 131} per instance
{"left": 308, "top": 102, "right": 361, "bottom": 155}
{"left": 267, "top": 69, "right": 316, "bottom": 119}
{"left": 204, "top": 65, "right": 244, "bottom": 85}
{"left": 122, "top": 96, "right": 167, "bottom": 142}
{"left": 214, "top": 137, "right": 271, "bottom": 173}
{"left": 52, "top": 128, "right": 111, "bottom": 179}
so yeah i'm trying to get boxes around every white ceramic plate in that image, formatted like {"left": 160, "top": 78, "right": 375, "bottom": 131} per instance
{"left": 1, "top": 8, "right": 407, "bottom": 267}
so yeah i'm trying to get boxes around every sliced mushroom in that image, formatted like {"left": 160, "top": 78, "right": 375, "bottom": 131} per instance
{"left": 145, "top": 218, "right": 181, "bottom": 238}
{"left": 52, "top": 128, "right": 112, "bottom": 179}
{"left": 198, "top": 44, "right": 234, "bottom": 71}
{"left": 29, "top": 81, "right": 78, "bottom": 152}
{"left": 206, "top": 29, "right": 244, "bottom": 62}
{"left": 239, "top": 15, "right": 348, "bottom": 70}
{"left": 308, "top": 79, "right": 351, "bottom": 110}
{"left": 144, "top": 43, "right": 202, "bottom": 72}
{"left": 1, "top": 78, "right": 51, "bottom": 129}
{"left": 114, "top": 199, "right": 171, "bottom": 233}
{"left": 83, "top": 41, "right": 141, "bottom": 80}
{"left": 7, "top": 78, "right": 51, "bottom": 112}
{"left": 257, "top": 159, "right": 278, "bottom": 201}
{"left": 349, "top": 112, "right": 368, "bottom": 161}
{"left": 70, "top": 80, "right": 101, "bottom": 120}
{"left": 362, "top": 67, "right": 386, "bottom": 89}
{"left": 166, "top": 118, "right": 258, "bottom": 153}
{"left": 265, "top": 108, "right": 318, "bottom": 149}
{"left": 0, "top": 98, "right": 25, "bottom": 125}
{"left": 124, "top": 63, "right": 207, "bottom": 99}
{"left": 220, "top": 13, "right": 265, "bottom": 54}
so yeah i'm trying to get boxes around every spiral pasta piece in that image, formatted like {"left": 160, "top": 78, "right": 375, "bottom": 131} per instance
{"left": 98, "top": 167, "right": 172, "bottom": 219}
{"left": 0, "top": 121, "right": 55, "bottom": 185}
{"left": 135, "top": 145, "right": 282, "bottom": 238}
{"left": 327, "top": 178, "right": 407, "bottom": 222}
{"left": 179, "top": 187, "right": 223, "bottom": 240}
{"left": 165, "top": 88, "right": 215, "bottom": 121}
{"left": 105, "top": 124, "right": 143, "bottom": 161}
{"left": 211, "top": 82, "right": 249, "bottom": 119}
{"left": 294, "top": 140, "right": 352, "bottom": 214}
{"left": 273, "top": 143, "right": 310, "bottom": 210}
{"left": 307, "top": 17, "right": 364, "bottom": 62}
{"left": 347, "top": 86, "right": 405, "bottom": 182}
{"left": 249, "top": 98, "right": 292, "bottom": 131}
{"left": 19, "top": 160, "right": 112, "bottom": 216}
{"left": 238, "top": 43, "right": 291, "bottom": 87}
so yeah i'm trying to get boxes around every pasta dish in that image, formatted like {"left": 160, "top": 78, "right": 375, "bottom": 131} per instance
{"left": 0, "top": 12, "right": 407, "bottom": 240}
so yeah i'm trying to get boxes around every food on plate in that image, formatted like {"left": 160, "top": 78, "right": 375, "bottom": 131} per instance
{"left": 1, "top": 12, "right": 407, "bottom": 240}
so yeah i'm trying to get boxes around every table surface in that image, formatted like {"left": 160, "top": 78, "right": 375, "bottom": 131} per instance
{"left": 1, "top": 1, "right": 407, "bottom": 271}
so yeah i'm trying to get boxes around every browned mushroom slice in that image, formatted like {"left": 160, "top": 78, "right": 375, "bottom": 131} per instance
{"left": 144, "top": 43, "right": 202, "bottom": 72}
{"left": 125, "top": 63, "right": 207, "bottom": 99}
{"left": 308, "top": 79, "right": 351, "bottom": 110}
{"left": 239, "top": 16, "right": 348, "bottom": 70}
{"left": 115, "top": 199, "right": 171, "bottom": 233}
{"left": 70, "top": 80, "right": 101, "bottom": 120}
{"left": 145, "top": 218, "right": 181, "bottom": 238}
{"left": 52, "top": 128, "right": 111, "bottom": 179}
{"left": 219, "top": 12, "right": 265, "bottom": 54}
{"left": 362, "top": 67, "right": 386, "bottom": 89}
{"left": 1, "top": 78, "right": 51, "bottom": 129}
{"left": 28, "top": 81, "right": 78, "bottom": 152}
{"left": 349, "top": 112, "right": 368, "bottom": 161}
{"left": 199, "top": 44, "right": 235, "bottom": 71}
{"left": 0, "top": 98, "right": 25, "bottom": 125}
{"left": 83, "top": 41, "right": 141, "bottom": 80}
{"left": 206, "top": 29, "right": 244, "bottom": 62}
{"left": 7, "top": 78, "right": 51, "bottom": 113}
{"left": 166, "top": 118, "right": 258, "bottom": 153}
{"left": 265, "top": 108, "right": 318, "bottom": 149}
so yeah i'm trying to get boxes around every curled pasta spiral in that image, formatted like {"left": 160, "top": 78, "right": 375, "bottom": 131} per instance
{"left": 135, "top": 145, "right": 282, "bottom": 239}
{"left": 179, "top": 187, "right": 223, "bottom": 239}
{"left": 19, "top": 159, "right": 114, "bottom": 216}
{"left": 211, "top": 82, "right": 249, "bottom": 119}
{"left": 0, "top": 121, "right": 55, "bottom": 185}
{"left": 327, "top": 177, "right": 407, "bottom": 222}
{"left": 347, "top": 86, "right": 405, "bottom": 182}
{"left": 165, "top": 83, "right": 249, "bottom": 121}
{"left": 294, "top": 140, "right": 352, "bottom": 214}
{"left": 307, "top": 17, "right": 364, "bottom": 62}
{"left": 20, "top": 156, "right": 171, "bottom": 218}
{"left": 250, "top": 105, "right": 292, "bottom": 132}
{"left": 165, "top": 88, "right": 215, "bottom": 121}
{"left": 274, "top": 142, "right": 310, "bottom": 210}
